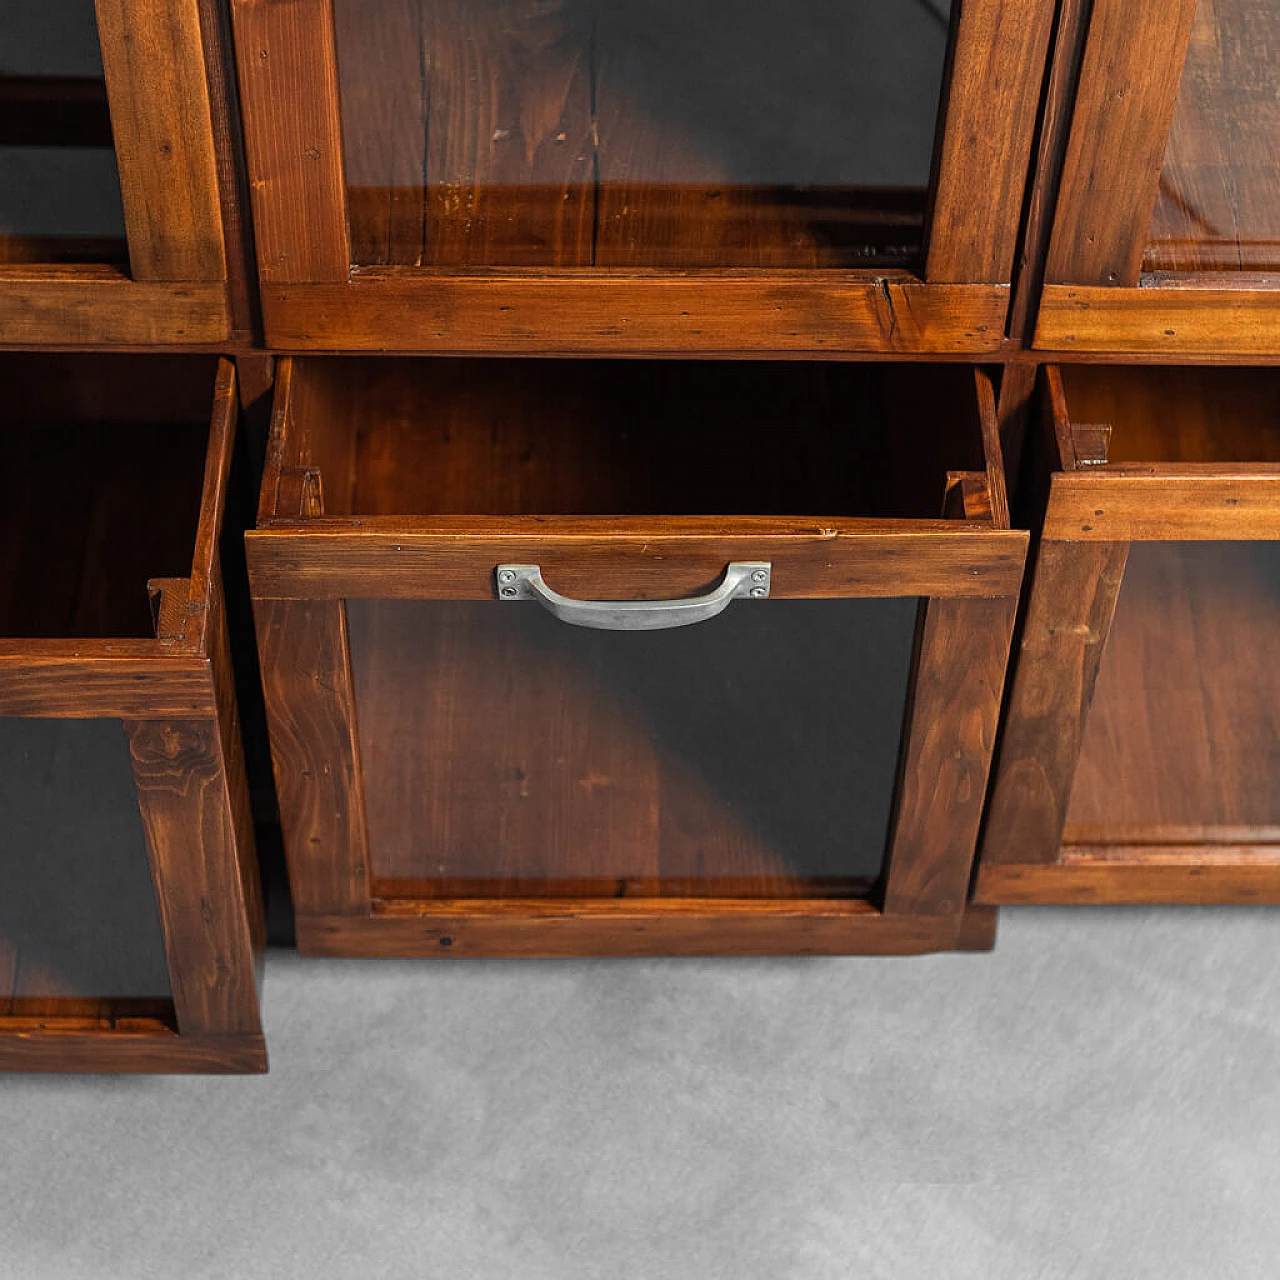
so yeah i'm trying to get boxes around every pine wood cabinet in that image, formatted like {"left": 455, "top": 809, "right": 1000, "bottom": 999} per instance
{"left": 0, "top": 354, "right": 266, "bottom": 1071}
{"left": 979, "top": 364, "right": 1280, "bottom": 904}
{"left": 1034, "top": 0, "right": 1280, "bottom": 356}
{"left": 228, "top": 0, "right": 1054, "bottom": 355}
{"left": 246, "top": 358, "right": 1024, "bottom": 955}
{"left": 0, "top": 0, "right": 252, "bottom": 348}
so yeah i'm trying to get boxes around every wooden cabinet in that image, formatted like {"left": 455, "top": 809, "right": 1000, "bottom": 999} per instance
{"left": 0, "top": 0, "right": 252, "bottom": 347}
{"left": 979, "top": 364, "right": 1280, "bottom": 904}
{"left": 247, "top": 358, "right": 1025, "bottom": 955}
{"left": 1034, "top": 0, "right": 1280, "bottom": 356}
{"left": 0, "top": 354, "right": 266, "bottom": 1072}
{"left": 229, "top": 0, "right": 1053, "bottom": 355}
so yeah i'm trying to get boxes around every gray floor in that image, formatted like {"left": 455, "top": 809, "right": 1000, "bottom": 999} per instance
{"left": 2, "top": 907, "right": 1278, "bottom": 1279}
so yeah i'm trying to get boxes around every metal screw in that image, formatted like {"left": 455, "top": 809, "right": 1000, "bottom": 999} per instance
{"left": 498, "top": 569, "right": 517, "bottom": 584}
{"left": 751, "top": 569, "right": 769, "bottom": 584}
{"left": 501, "top": 587, "right": 519, "bottom": 598}
{"left": 750, "top": 587, "right": 767, "bottom": 599}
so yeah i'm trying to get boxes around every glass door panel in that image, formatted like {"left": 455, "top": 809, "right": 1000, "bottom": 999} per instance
{"left": 347, "top": 596, "right": 919, "bottom": 899}
{"left": 332, "top": 0, "right": 951, "bottom": 269}
{"left": 1065, "top": 541, "right": 1280, "bottom": 844}
{"left": 1144, "top": 0, "right": 1280, "bottom": 273}
{"left": 0, "top": 718, "right": 172, "bottom": 1020}
{"left": 0, "top": 0, "right": 127, "bottom": 264}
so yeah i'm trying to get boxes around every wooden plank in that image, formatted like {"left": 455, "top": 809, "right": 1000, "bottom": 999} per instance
{"left": 976, "top": 860, "right": 1280, "bottom": 906}
{"left": 981, "top": 540, "right": 1129, "bottom": 868}
{"left": 95, "top": 0, "right": 226, "bottom": 282}
{"left": 296, "top": 900, "right": 965, "bottom": 958}
{"left": 229, "top": 0, "right": 349, "bottom": 282}
{"left": 0, "top": 1030, "right": 266, "bottom": 1073}
{"left": 0, "top": 657, "right": 216, "bottom": 718}
{"left": 127, "top": 718, "right": 263, "bottom": 1036}
{"left": 253, "top": 598, "right": 371, "bottom": 917}
{"left": 1035, "top": 284, "right": 1280, "bottom": 354}
{"left": 926, "top": 0, "right": 1056, "bottom": 283}
{"left": 1042, "top": 471, "right": 1280, "bottom": 541}
{"left": 974, "top": 368, "right": 1012, "bottom": 528}
{"left": 1043, "top": 0, "right": 1200, "bottom": 286}
{"left": 260, "top": 277, "right": 1010, "bottom": 354}
{"left": 246, "top": 523, "right": 1029, "bottom": 602}
{"left": 0, "top": 273, "right": 229, "bottom": 345}
{"left": 882, "top": 593, "right": 1019, "bottom": 916}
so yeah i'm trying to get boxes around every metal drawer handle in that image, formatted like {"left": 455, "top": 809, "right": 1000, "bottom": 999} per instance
{"left": 494, "top": 562, "right": 771, "bottom": 631}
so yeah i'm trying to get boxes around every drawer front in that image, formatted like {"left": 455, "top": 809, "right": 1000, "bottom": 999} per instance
{"left": 0, "top": 357, "right": 264, "bottom": 1073}
{"left": 980, "top": 365, "right": 1280, "bottom": 904}
{"left": 232, "top": 0, "right": 1053, "bottom": 352}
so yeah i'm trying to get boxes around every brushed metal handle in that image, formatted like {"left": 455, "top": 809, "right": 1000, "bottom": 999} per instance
{"left": 494, "top": 562, "right": 771, "bottom": 631}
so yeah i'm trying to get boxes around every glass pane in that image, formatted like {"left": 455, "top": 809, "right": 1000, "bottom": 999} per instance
{"left": 1065, "top": 542, "right": 1280, "bottom": 844}
{"left": 348, "top": 596, "right": 920, "bottom": 899}
{"left": 1145, "top": 0, "right": 1280, "bottom": 273}
{"left": 0, "top": 719, "right": 172, "bottom": 1018}
{"left": 333, "top": 0, "right": 952, "bottom": 269}
{"left": 0, "top": 1, "right": 127, "bottom": 264}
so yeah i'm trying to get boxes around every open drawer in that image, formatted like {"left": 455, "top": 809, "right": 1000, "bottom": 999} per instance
{"left": 248, "top": 358, "right": 1026, "bottom": 957}
{"left": 980, "top": 365, "right": 1280, "bottom": 903}
{"left": 0, "top": 354, "right": 265, "bottom": 1072}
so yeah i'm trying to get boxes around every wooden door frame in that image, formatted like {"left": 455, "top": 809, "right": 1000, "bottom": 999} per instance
{"left": 0, "top": 363, "right": 266, "bottom": 1072}
{"left": 978, "top": 370, "right": 1280, "bottom": 905}
{"left": 229, "top": 0, "right": 1055, "bottom": 355}
{"left": 0, "top": 1, "right": 251, "bottom": 349}
{"left": 1033, "top": 0, "right": 1280, "bottom": 356}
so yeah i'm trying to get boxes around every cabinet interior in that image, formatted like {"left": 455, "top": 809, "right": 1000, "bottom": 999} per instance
{"left": 282, "top": 358, "right": 989, "bottom": 521}
{"left": 1145, "top": 0, "right": 1280, "bottom": 274}
{"left": 1057, "top": 365, "right": 1280, "bottom": 849}
{"left": 0, "top": 354, "right": 214, "bottom": 639}
{"left": 331, "top": 0, "right": 949, "bottom": 270}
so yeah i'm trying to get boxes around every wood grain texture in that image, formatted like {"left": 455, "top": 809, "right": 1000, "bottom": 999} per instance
{"left": 1035, "top": 284, "right": 1280, "bottom": 355}
{"left": 95, "top": 0, "right": 226, "bottom": 282}
{"left": 1042, "top": 471, "right": 1280, "bottom": 541}
{"left": 259, "top": 277, "right": 1009, "bottom": 354}
{"left": 981, "top": 540, "right": 1130, "bottom": 868}
{"left": 1146, "top": 0, "right": 1280, "bottom": 273}
{"left": 248, "top": 525, "right": 1027, "bottom": 602}
{"left": 0, "top": 271, "right": 229, "bottom": 345}
{"left": 253, "top": 597, "right": 371, "bottom": 916}
{"left": 976, "top": 860, "right": 1280, "bottom": 906}
{"left": 1044, "top": 0, "right": 1200, "bottom": 286}
{"left": 230, "top": 0, "right": 349, "bottom": 282}
{"left": 1064, "top": 541, "right": 1280, "bottom": 841}
{"left": 925, "top": 0, "right": 1056, "bottom": 282}
{"left": 881, "top": 593, "right": 1019, "bottom": 916}
{"left": 126, "top": 719, "right": 262, "bottom": 1036}
{"left": 0, "top": 656, "right": 217, "bottom": 719}
{"left": 297, "top": 901, "right": 968, "bottom": 958}
{"left": 0, "top": 1030, "right": 266, "bottom": 1073}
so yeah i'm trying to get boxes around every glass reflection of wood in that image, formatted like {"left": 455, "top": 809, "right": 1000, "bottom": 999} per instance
{"left": 332, "top": 0, "right": 948, "bottom": 268}
{"left": 1065, "top": 541, "right": 1280, "bottom": 845}
{"left": 1146, "top": 0, "right": 1280, "bottom": 272}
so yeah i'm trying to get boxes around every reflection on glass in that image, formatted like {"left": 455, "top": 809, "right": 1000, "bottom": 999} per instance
{"left": 348, "top": 596, "right": 920, "bottom": 898}
{"left": 1066, "top": 542, "right": 1280, "bottom": 843}
{"left": 0, "top": 0, "right": 127, "bottom": 264}
{"left": 0, "top": 719, "right": 171, "bottom": 1016}
{"left": 1145, "top": 0, "right": 1280, "bottom": 273}
{"left": 333, "top": 0, "right": 951, "bottom": 269}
